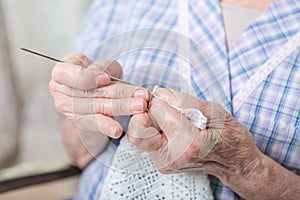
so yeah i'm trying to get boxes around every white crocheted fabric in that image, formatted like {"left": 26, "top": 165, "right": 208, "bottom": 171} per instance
{"left": 100, "top": 137, "right": 213, "bottom": 199}
{"left": 100, "top": 83, "right": 213, "bottom": 199}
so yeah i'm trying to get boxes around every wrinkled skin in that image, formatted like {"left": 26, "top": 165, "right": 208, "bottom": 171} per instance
{"left": 49, "top": 53, "right": 149, "bottom": 138}
{"left": 127, "top": 88, "right": 300, "bottom": 199}
{"left": 49, "top": 54, "right": 300, "bottom": 199}
{"left": 49, "top": 53, "right": 149, "bottom": 168}
{"left": 61, "top": 117, "right": 109, "bottom": 169}
{"left": 128, "top": 89, "right": 262, "bottom": 176}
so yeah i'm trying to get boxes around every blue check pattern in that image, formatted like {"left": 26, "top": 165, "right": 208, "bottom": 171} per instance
{"left": 73, "top": 0, "right": 300, "bottom": 199}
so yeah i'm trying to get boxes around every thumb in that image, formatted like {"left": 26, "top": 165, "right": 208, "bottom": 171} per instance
{"left": 89, "top": 59, "right": 123, "bottom": 79}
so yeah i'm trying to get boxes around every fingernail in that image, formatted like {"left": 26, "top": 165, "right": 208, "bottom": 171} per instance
{"left": 109, "top": 122, "right": 123, "bottom": 138}
{"left": 133, "top": 89, "right": 148, "bottom": 99}
{"left": 130, "top": 99, "right": 145, "bottom": 111}
{"left": 109, "top": 126, "right": 118, "bottom": 137}
{"left": 95, "top": 74, "right": 110, "bottom": 86}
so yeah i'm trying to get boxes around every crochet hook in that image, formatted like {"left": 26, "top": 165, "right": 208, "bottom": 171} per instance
{"left": 20, "top": 48, "right": 135, "bottom": 86}
{"left": 20, "top": 48, "right": 207, "bottom": 129}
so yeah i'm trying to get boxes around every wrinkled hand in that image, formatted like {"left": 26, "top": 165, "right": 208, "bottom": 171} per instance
{"left": 61, "top": 118, "right": 109, "bottom": 169}
{"left": 127, "top": 88, "right": 265, "bottom": 187}
{"left": 49, "top": 53, "right": 149, "bottom": 138}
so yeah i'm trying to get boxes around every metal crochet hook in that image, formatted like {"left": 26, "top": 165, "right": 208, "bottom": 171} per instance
{"left": 20, "top": 48, "right": 207, "bottom": 129}
{"left": 20, "top": 48, "right": 135, "bottom": 86}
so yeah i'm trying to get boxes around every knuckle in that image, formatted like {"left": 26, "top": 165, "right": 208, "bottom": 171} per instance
{"left": 111, "top": 84, "right": 121, "bottom": 98}
{"left": 52, "top": 65, "right": 66, "bottom": 84}
{"left": 131, "top": 113, "right": 151, "bottom": 127}
{"left": 95, "top": 88, "right": 107, "bottom": 97}
{"left": 127, "top": 135, "right": 143, "bottom": 146}
{"left": 101, "top": 101, "right": 110, "bottom": 115}
{"left": 63, "top": 52, "right": 91, "bottom": 66}
{"left": 113, "top": 100, "right": 128, "bottom": 115}
{"left": 119, "top": 86, "right": 129, "bottom": 98}
{"left": 48, "top": 80, "right": 56, "bottom": 93}
{"left": 76, "top": 54, "right": 89, "bottom": 63}
{"left": 94, "top": 99, "right": 106, "bottom": 115}
{"left": 54, "top": 100, "right": 67, "bottom": 113}
{"left": 156, "top": 88, "right": 178, "bottom": 101}
{"left": 88, "top": 99, "right": 95, "bottom": 113}
{"left": 54, "top": 95, "right": 71, "bottom": 114}
{"left": 113, "top": 83, "right": 128, "bottom": 98}
{"left": 54, "top": 100, "right": 64, "bottom": 113}
{"left": 80, "top": 89, "right": 91, "bottom": 97}
{"left": 51, "top": 66, "right": 58, "bottom": 79}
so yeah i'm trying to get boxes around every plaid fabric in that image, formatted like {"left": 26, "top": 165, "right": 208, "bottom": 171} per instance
{"left": 73, "top": 0, "right": 300, "bottom": 199}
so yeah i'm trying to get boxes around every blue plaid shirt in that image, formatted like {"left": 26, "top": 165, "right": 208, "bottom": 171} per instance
{"left": 73, "top": 0, "right": 300, "bottom": 199}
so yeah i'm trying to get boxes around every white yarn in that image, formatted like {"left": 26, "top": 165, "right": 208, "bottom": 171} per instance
{"left": 177, "top": 108, "right": 207, "bottom": 130}
{"left": 100, "top": 86, "right": 213, "bottom": 200}
{"left": 151, "top": 85, "right": 207, "bottom": 130}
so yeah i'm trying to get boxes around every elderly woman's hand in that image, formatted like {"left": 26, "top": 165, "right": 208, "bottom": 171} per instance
{"left": 49, "top": 53, "right": 149, "bottom": 139}
{"left": 61, "top": 118, "right": 109, "bottom": 169}
{"left": 127, "top": 88, "right": 300, "bottom": 199}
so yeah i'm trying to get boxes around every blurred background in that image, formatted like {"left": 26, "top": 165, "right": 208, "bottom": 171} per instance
{"left": 0, "top": 0, "right": 92, "bottom": 198}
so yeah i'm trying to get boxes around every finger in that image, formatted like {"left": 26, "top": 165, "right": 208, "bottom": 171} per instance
{"left": 73, "top": 97, "right": 148, "bottom": 116}
{"left": 52, "top": 62, "right": 110, "bottom": 90}
{"left": 61, "top": 118, "right": 94, "bottom": 168}
{"left": 154, "top": 88, "right": 217, "bottom": 120}
{"left": 62, "top": 52, "right": 93, "bottom": 67}
{"left": 72, "top": 114, "right": 123, "bottom": 138}
{"left": 51, "top": 91, "right": 147, "bottom": 116}
{"left": 150, "top": 97, "right": 198, "bottom": 149}
{"left": 154, "top": 88, "right": 198, "bottom": 108}
{"left": 61, "top": 117, "right": 109, "bottom": 157}
{"left": 127, "top": 113, "right": 167, "bottom": 152}
{"left": 150, "top": 97, "right": 195, "bottom": 141}
{"left": 89, "top": 59, "right": 123, "bottom": 79}
{"left": 102, "top": 82, "right": 150, "bottom": 100}
{"left": 49, "top": 80, "right": 149, "bottom": 100}
{"left": 62, "top": 55, "right": 123, "bottom": 83}
{"left": 150, "top": 98, "right": 200, "bottom": 167}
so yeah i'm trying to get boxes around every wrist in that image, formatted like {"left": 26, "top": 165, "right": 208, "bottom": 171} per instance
{"left": 218, "top": 148, "right": 268, "bottom": 196}
{"left": 220, "top": 151, "right": 300, "bottom": 199}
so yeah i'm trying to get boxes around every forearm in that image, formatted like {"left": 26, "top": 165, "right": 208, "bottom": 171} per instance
{"left": 222, "top": 152, "right": 300, "bottom": 199}
{"left": 204, "top": 117, "right": 300, "bottom": 199}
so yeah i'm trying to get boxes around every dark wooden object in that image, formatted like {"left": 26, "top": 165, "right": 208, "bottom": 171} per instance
{"left": 0, "top": 166, "right": 81, "bottom": 193}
